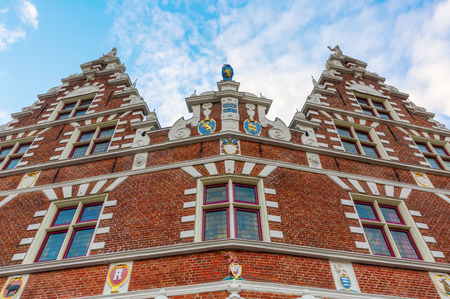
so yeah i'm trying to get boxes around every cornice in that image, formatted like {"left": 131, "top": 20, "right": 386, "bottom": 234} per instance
{"left": 0, "top": 239, "right": 448, "bottom": 278}
{"left": 303, "top": 102, "right": 450, "bottom": 136}
{"left": 1, "top": 136, "right": 449, "bottom": 199}
{"left": 0, "top": 103, "right": 150, "bottom": 138}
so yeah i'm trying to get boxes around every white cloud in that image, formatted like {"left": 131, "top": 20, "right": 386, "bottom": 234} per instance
{"left": 19, "top": 0, "right": 38, "bottom": 30}
{"left": 0, "top": 7, "right": 9, "bottom": 14}
{"left": 109, "top": 0, "right": 450, "bottom": 129}
{"left": 0, "top": 23, "right": 26, "bottom": 52}
{"left": 0, "top": 109, "right": 12, "bottom": 126}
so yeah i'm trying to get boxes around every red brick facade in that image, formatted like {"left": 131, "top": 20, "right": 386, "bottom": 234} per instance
{"left": 0, "top": 48, "right": 449, "bottom": 298}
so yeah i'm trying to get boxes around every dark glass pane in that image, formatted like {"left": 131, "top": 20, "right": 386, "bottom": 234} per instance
{"left": 92, "top": 142, "right": 109, "bottom": 154}
{"left": 5, "top": 158, "right": 21, "bottom": 169}
{"left": 391, "top": 230, "right": 420, "bottom": 259}
{"left": 65, "top": 228, "right": 95, "bottom": 258}
{"left": 99, "top": 128, "right": 114, "bottom": 138}
{"left": 236, "top": 210, "right": 260, "bottom": 240}
{"left": 205, "top": 185, "right": 227, "bottom": 203}
{"left": 16, "top": 144, "right": 30, "bottom": 154}
{"left": 378, "top": 112, "right": 391, "bottom": 119}
{"left": 357, "top": 98, "right": 369, "bottom": 106}
{"left": 63, "top": 103, "right": 76, "bottom": 110}
{"left": 356, "top": 132, "right": 371, "bottom": 142}
{"left": 37, "top": 232, "right": 67, "bottom": 261}
{"left": 355, "top": 203, "right": 377, "bottom": 220}
{"left": 80, "top": 100, "right": 92, "bottom": 106}
{"left": 79, "top": 205, "right": 102, "bottom": 222}
{"left": 372, "top": 102, "right": 384, "bottom": 109}
{"left": 79, "top": 132, "right": 95, "bottom": 142}
{"left": 71, "top": 145, "right": 88, "bottom": 158}
{"left": 443, "top": 160, "right": 450, "bottom": 169}
{"left": 53, "top": 208, "right": 76, "bottom": 226}
{"left": 434, "top": 147, "right": 448, "bottom": 156}
{"left": 57, "top": 112, "right": 70, "bottom": 120}
{"left": 362, "top": 145, "right": 378, "bottom": 158}
{"left": 426, "top": 157, "right": 442, "bottom": 169}
{"left": 74, "top": 109, "right": 87, "bottom": 116}
{"left": 342, "top": 141, "right": 359, "bottom": 154}
{"left": 416, "top": 143, "right": 430, "bottom": 152}
{"left": 362, "top": 108, "right": 374, "bottom": 116}
{"left": 204, "top": 210, "right": 228, "bottom": 240}
{"left": 234, "top": 185, "right": 257, "bottom": 203}
{"left": 380, "top": 206, "right": 402, "bottom": 224}
{"left": 0, "top": 147, "right": 12, "bottom": 156}
{"left": 364, "top": 226, "right": 392, "bottom": 256}
{"left": 337, "top": 127, "right": 352, "bottom": 138}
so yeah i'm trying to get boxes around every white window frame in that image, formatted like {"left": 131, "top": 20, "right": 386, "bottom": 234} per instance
{"left": 194, "top": 175, "right": 270, "bottom": 242}
{"left": 48, "top": 92, "right": 97, "bottom": 121}
{"left": 351, "top": 193, "right": 433, "bottom": 261}
{"left": 0, "top": 137, "right": 35, "bottom": 170}
{"left": 353, "top": 91, "right": 398, "bottom": 121}
{"left": 60, "top": 120, "right": 118, "bottom": 159}
{"left": 412, "top": 136, "right": 450, "bottom": 170}
{"left": 23, "top": 194, "right": 106, "bottom": 264}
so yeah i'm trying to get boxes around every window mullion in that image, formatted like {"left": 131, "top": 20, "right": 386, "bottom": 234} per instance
{"left": 228, "top": 180, "right": 235, "bottom": 238}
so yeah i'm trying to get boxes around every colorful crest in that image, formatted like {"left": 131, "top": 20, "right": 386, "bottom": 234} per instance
{"left": 107, "top": 264, "right": 130, "bottom": 293}
{"left": 413, "top": 172, "right": 430, "bottom": 187}
{"left": 1, "top": 277, "right": 24, "bottom": 299}
{"left": 339, "top": 274, "right": 352, "bottom": 290}
{"left": 244, "top": 119, "right": 261, "bottom": 135}
{"left": 435, "top": 274, "right": 450, "bottom": 296}
{"left": 222, "top": 64, "right": 234, "bottom": 81}
{"left": 229, "top": 262, "right": 242, "bottom": 279}
{"left": 221, "top": 138, "right": 240, "bottom": 155}
{"left": 198, "top": 119, "right": 216, "bottom": 135}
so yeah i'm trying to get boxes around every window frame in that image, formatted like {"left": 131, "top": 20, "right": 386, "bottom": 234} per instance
{"left": 0, "top": 138, "right": 34, "bottom": 170}
{"left": 24, "top": 194, "right": 106, "bottom": 264}
{"left": 354, "top": 92, "right": 397, "bottom": 120}
{"left": 351, "top": 194, "right": 432, "bottom": 261}
{"left": 335, "top": 121, "right": 385, "bottom": 159}
{"left": 195, "top": 175, "right": 269, "bottom": 242}
{"left": 49, "top": 93, "right": 95, "bottom": 121}
{"left": 413, "top": 137, "right": 450, "bottom": 170}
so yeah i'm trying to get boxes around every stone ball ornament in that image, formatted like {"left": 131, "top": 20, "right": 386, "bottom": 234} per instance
{"left": 222, "top": 64, "right": 234, "bottom": 81}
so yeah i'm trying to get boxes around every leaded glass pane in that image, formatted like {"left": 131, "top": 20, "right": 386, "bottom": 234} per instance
{"left": 99, "top": 128, "right": 115, "bottom": 138}
{"left": 380, "top": 206, "right": 402, "bottom": 224}
{"left": 79, "top": 132, "right": 95, "bottom": 142}
{"left": 342, "top": 141, "right": 359, "bottom": 154}
{"left": 80, "top": 100, "right": 92, "bottom": 106}
{"left": 79, "top": 205, "right": 102, "bottom": 222}
{"left": 434, "top": 147, "right": 448, "bottom": 156}
{"left": 53, "top": 208, "right": 76, "bottom": 226}
{"left": 234, "top": 185, "right": 257, "bottom": 203}
{"left": 364, "top": 227, "right": 392, "bottom": 256}
{"left": 16, "top": 144, "right": 30, "bottom": 154}
{"left": 71, "top": 145, "right": 88, "bottom": 158}
{"left": 92, "top": 142, "right": 109, "bottom": 154}
{"left": 337, "top": 127, "right": 352, "bottom": 138}
{"left": 426, "top": 157, "right": 442, "bottom": 169}
{"left": 236, "top": 210, "right": 260, "bottom": 240}
{"left": 5, "top": 158, "right": 21, "bottom": 170}
{"left": 0, "top": 147, "right": 12, "bottom": 156}
{"left": 37, "top": 232, "right": 67, "bottom": 261}
{"left": 355, "top": 203, "right": 377, "bottom": 220}
{"left": 416, "top": 143, "right": 430, "bottom": 152}
{"left": 378, "top": 112, "right": 391, "bottom": 119}
{"left": 362, "top": 108, "right": 374, "bottom": 116}
{"left": 204, "top": 210, "right": 228, "bottom": 240}
{"left": 391, "top": 230, "right": 420, "bottom": 259}
{"left": 362, "top": 145, "right": 378, "bottom": 158}
{"left": 205, "top": 185, "right": 227, "bottom": 203}
{"left": 74, "top": 109, "right": 87, "bottom": 116}
{"left": 372, "top": 102, "right": 384, "bottom": 109}
{"left": 443, "top": 160, "right": 450, "bottom": 169}
{"left": 357, "top": 98, "right": 369, "bottom": 106}
{"left": 57, "top": 112, "right": 70, "bottom": 120}
{"left": 63, "top": 103, "right": 76, "bottom": 110}
{"left": 356, "top": 132, "right": 371, "bottom": 142}
{"left": 65, "top": 228, "right": 95, "bottom": 258}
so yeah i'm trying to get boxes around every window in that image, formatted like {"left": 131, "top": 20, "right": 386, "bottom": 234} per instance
{"left": 34, "top": 201, "right": 103, "bottom": 262}
{"left": 56, "top": 98, "right": 93, "bottom": 120}
{"left": 195, "top": 176, "right": 269, "bottom": 242}
{"left": 69, "top": 126, "right": 115, "bottom": 158}
{"left": 0, "top": 139, "right": 33, "bottom": 170}
{"left": 356, "top": 96, "right": 394, "bottom": 120}
{"left": 414, "top": 138, "right": 450, "bottom": 170}
{"left": 351, "top": 194, "right": 431, "bottom": 260}
{"left": 336, "top": 124, "right": 382, "bottom": 158}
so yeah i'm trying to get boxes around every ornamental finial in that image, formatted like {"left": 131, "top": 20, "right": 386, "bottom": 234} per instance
{"left": 222, "top": 64, "right": 234, "bottom": 81}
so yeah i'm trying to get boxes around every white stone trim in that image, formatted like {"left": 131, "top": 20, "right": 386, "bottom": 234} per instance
{"left": 328, "top": 175, "right": 350, "bottom": 190}
{"left": 265, "top": 201, "right": 278, "bottom": 208}
{"left": 91, "top": 180, "right": 107, "bottom": 194}
{"left": 91, "top": 242, "right": 105, "bottom": 250}
{"left": 204, "top": 163, "right": 218, "bottom": 175}
{"left": 241, "top": 162, "right": 255, "bottom": 175}
{"left": 224, "top": 160, "right": 235, "bottom": 174}
{"left": 264, "top": 188, "right": 276, "bottom": 195}
{"left": 11, "top": 253, "right": 26, "bottom": 261}
{"left": 181, "top": 215, "right": 195, "bottom": 223}
{"left": 423, "top": 236, "right": 436, "bottom": 243}
{"left": 180, "top": 230, "right": 195, "bottom": 238}
{"left": 258, "top": 165, "right": 277, "bottom": 177}
{"left": 43, "top": 189, "right": 58, "bottom": 201}
{"left": 100, "top": 213, "right": 113, "bottom": 220}
{"left": 349, "top": 226, "right": 364, "bottom": 234}
{"left": 62, "top": 186, "right": 72, "bottom": 198}
{"left": 184, "top": 188, "right": 196, "bottom": 195}
{"left": 431, "top": 251, "right": 445, "bottom": 258}
{"left": 33, "top": 210, "right": 47, "bottom": 217}
{"left": 19, "top": 237, "right": 34, "bottom": 245}
{"left": 384, "top": 185, "right": 394, "bottom": 197}
{"left": 104, "top": 177, "right": 128, "bottom": 192}
{"left": 345, "top": 212, "right": 359, "bottom": 220}
{"left": 268, "top": 215, "right": 281, "bottom": 222}
{"left": 409, "top": 210, "right": 422, "bottom": 217}
{"left": 355, "top": 241, "right": 370, "bottom": 249}
{"left": 340, "top": 199, "right": 353, "bottom": 206}
{"left": 415, "top": 223, "right": 429, "bottom": 230}
{"left": 183, "top": 201, "right": 196, "bottom": 209}
{"left": 181, "top": 166, "right": 202, "bottom": 178}
{"left": 96, "top": 227, "right": 110, "bottom": 234}
{"left": 349, "top": 179, "right": 365, "bottom": 193}
{"left": 269, "top": 230, "right": 284, "bottom": 238}
{"left": 27, "top": 223, "right": 40, "bottom": 230}
{"left": 78, "top": 183, "right": 89, "bottom": 197}
{"left": 367, "top": 182, "right": 379, "bottom": 195}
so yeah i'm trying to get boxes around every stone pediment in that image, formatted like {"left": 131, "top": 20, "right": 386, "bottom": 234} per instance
{"left": 64, "top": 86, "right": 99, "bottom": 99}
{"left": 350, "top": 83, "right": 386, "bottom": 98}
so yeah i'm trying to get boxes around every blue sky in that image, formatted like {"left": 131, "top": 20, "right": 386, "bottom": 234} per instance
{"left": 1, "top": 0, "right": 450, "bottom": 129}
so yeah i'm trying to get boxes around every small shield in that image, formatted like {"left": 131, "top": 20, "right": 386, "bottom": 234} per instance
{"left": 1, "top": 277, "right": 24, "bottom": 298}
{"left": 107, "top": 264, "right": 130, "bottom": 293}
{"left": 339, "top": 274, "right": 352, "bottom": 290}
{"left": 229, "top": 262, "right": 242, "bottom": 279}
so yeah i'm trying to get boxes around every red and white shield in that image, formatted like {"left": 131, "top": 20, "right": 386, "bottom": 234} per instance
{"left": 229, "top": 262, "right": 242, "bottom": 279}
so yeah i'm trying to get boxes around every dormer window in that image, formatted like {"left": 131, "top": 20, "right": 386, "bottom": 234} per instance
{"left": 57, "top": 99, "right": 93, "bottom": 120}
{"left": 357, "top": 97, "right": 393, "bottom": 120}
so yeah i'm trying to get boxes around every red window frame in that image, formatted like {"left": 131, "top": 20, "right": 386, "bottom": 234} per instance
{"left": 234, "top": 208, "right": 262, "bottom": 241}
{"left": 76, "top": 203, "right": 102, "bottom": 223}
{"left": 51, "top": 207, "right": 77, "bottom": 227}
{"left": 202, "top": 208, "right": 230, "bottom": 241}
{"left": 204, "top": 184, "right": 228, "bottom": 205}
{"left": 363, "top": 225, "right": 394, "bottom": 257}
{"left": 35, "top": 230, "right": 68, "bottom": 262}
{"left": 389, "top": 228, "right": 422, "bottom": 260}
{"left": 379, "top": 205, "right": 404, "bottom": 224}
{"left": 233, "top": 184, "right": 258, "bottom": 204}
{"left": 62, "top": 226, "right": 96, "bottom": 259}
{"left": 354, "top": 202, "right": 380, "bottom": 221}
